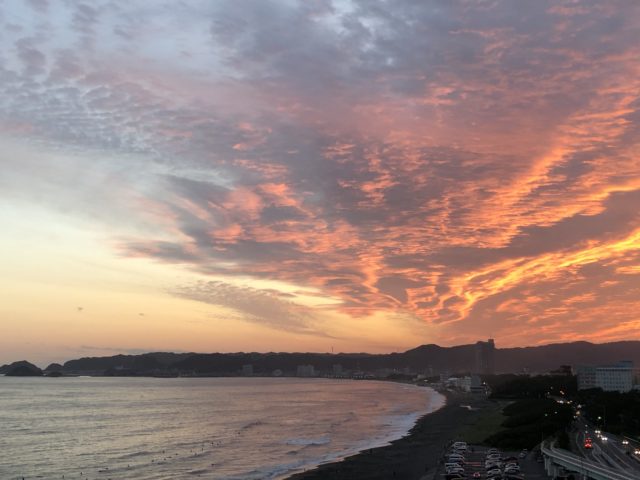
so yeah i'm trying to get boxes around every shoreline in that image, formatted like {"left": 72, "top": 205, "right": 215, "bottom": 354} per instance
{"left": 286, "top": 391, "right": 492, "bottom": 480}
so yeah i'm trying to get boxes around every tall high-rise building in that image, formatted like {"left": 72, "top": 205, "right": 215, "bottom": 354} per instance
{"left": 475, "top": 338, "right": 495, "bottom": 374}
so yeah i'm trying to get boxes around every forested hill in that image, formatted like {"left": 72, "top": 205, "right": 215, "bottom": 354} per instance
{"left": 31, "top": 340, "right": 640, "bottom": 376}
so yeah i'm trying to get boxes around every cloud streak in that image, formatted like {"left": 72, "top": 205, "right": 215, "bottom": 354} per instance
{"left": 172, "top": 280, "right": 333, "bottom": 337}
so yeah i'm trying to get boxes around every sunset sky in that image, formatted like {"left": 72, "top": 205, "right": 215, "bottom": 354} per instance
{"left": 2, "top": 1, "right": 640, "bottom": 366}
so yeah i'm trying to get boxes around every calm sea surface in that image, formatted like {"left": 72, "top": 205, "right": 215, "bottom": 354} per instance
{"left": 0, "top": 377, "right": 444, "bottom": 480}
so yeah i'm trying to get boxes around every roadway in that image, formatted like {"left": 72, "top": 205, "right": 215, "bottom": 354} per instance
{"left": 572, "top": 417, "right": 640, "bottom": 477}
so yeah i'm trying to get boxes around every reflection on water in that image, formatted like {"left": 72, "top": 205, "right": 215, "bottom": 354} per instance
{"left": 0, "top": 377, "right": 444, "bottom": 479}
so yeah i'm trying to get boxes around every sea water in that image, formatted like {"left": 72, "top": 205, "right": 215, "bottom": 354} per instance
{"left": 0, "top": 376, "right": 445, "bottom": 479}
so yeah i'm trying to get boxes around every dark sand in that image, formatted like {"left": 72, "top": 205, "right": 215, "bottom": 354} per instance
{"left": 287, "top": 391, "right": 492, "bottom": 480}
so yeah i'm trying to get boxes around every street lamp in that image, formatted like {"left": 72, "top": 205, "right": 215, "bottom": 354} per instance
{"left": 541, "top": 413, "right": 548, "bottom": 446}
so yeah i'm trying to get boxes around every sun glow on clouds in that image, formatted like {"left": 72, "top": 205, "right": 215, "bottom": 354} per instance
{"left": 1, "top": 0, "right": 640, "bottom": 362}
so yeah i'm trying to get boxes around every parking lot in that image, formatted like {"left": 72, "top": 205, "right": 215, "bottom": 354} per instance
{"left": 439, "top": 443, "right": 552, "bottom": 479}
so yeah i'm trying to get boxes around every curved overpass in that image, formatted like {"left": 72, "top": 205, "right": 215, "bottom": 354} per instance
{"left": 541, "top": 442, "right": 633, "bottom": 480}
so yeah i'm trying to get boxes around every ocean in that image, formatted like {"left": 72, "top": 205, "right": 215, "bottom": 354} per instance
{"left": 0, "top": 376, "right": 445, "bottom": 479}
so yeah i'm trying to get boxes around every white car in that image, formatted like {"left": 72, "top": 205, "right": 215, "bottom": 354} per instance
{"left": 447, "top": 468, "right": 465, "bottom": 476}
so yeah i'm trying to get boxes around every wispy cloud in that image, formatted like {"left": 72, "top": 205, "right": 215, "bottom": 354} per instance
{"left": 172, "top": 281, "right": 334, "bottom": 337}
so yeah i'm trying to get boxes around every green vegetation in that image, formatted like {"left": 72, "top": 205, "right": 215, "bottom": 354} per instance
{"left": 457, "top": 401, "right": 508, "bottom": 444}
{"left": 576, "top": 389, "right": 640, "bottom": 438}
{"left": 464, "top": 374, "right": 577, "bottom": 450}
{"left": 485, "top": 373, "right": 577, "bottom": 399}
{"left": 475, "top": 373, "right": 640, "bottom": 450}
{"left": 484, "top": 398, "right": 573, "bottom": 450}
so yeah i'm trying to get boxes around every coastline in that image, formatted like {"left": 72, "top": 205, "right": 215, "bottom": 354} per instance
{"left": 286, "top": 390, "right": 490, "bottom": 480}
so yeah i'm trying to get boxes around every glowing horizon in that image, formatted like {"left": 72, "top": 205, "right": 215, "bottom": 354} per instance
{"left": 2, "top": 1, "right": 640, "bottom": 366}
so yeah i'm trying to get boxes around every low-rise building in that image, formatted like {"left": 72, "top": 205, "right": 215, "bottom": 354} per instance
{"left": 577, "top": 360, "right": 633, "bottom": 392}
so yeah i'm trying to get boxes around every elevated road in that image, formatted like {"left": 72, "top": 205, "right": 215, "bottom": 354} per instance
{"left": 573, "top": 418, "right": 640, "bottom": 475}
{"left": 541, "top": 442, "right": 632, "bottom": 480}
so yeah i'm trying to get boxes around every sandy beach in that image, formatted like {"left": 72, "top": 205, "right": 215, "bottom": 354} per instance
{"left": 287, "top": 391, "right": 491, "bottom": 480}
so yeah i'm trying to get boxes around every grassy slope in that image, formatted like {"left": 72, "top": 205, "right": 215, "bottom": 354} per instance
{"left": 456, "top": 400, "right": 510, "bottom": 444}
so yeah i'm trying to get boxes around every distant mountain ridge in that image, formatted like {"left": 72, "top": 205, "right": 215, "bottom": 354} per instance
{"left": 18, "top": 340, "right": 638, "bottom": 376}
{"left": 498, "top": 340, "right": 640, "bottom": 371}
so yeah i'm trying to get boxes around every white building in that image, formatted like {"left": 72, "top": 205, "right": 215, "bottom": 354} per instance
{"left": 446, "top": 376, "right": 473, "bottom": 392}
{"left": 296, "top": 364, "right": 315, "bottom": 377}
{"left": 577, "top": 361, "right": 633, "bottom": 393}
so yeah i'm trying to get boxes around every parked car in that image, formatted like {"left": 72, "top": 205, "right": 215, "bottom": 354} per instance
{"left": 448, "top": 468, "right": 465, "bottom": 475}
{"left": 449, "top": 455, "right": 466, "bottom": 463}
{"left": 447, "top": 470, "right": 465, "bottom": 476}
